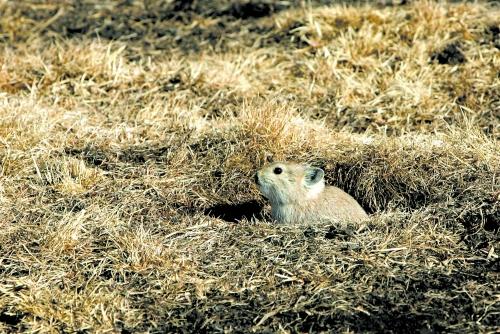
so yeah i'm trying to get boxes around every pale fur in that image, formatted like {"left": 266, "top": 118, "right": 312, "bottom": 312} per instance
{"left": 255, "top": 162, "right": 368, "bottom": 224}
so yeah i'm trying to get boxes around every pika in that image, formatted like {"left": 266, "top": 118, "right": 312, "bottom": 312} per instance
{"left": 255, "top": 162, "right": 368, "bottom": 224}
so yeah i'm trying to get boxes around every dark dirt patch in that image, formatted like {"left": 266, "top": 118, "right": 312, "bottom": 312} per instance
{"left": 5, "top": 1, "right": 288, "bottom": 39}
{"left": 458, "top": 209, "right": 499, "bottom": 249}
{"left": 130, "top": 263, "right": 498, "bottom": 333}
{"left": 119, "top": 146, "right": 173, "bottom": 164}
{"left": 481, "top": 24, "right": 500, "bottom": 49}
{"left": 365, "top": 265, "right": 499, "bottom": 331}
{"left": 64, "top": 144, "right": 174, "bottom": 170}
{"left": 430, "top": 42, "right": 466, "bottom": 65}
{"left": 1, "top": 1, "right": 416, "bottom": 53}
{"left": 324, "top": 224, "right": 358, "bottom": 240}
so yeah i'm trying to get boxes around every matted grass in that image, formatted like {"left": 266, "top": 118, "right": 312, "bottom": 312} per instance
{"left": 0, "top": 0, "right": 498, "bottom": 332}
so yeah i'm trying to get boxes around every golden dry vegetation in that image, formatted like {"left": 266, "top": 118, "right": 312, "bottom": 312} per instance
{"left": 0, "top": 0, "right": 499, "bottom": 332}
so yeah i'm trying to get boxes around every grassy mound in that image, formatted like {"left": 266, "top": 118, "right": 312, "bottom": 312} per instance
{"left": 0, "top": 1, "right": 498, "bottom": 332}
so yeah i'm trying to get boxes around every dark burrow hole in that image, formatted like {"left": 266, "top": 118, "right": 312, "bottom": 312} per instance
{"left": 224, "top": 2, "right": 277, "bottom": 19}
{"left": 204, "top": 200, "right": 264, "bottom": 223}
{"left": 430, "top": 42, "right": 466, "bottom": 65}
{"left": 0, "top": 310, "right": 25, "bottom": 326}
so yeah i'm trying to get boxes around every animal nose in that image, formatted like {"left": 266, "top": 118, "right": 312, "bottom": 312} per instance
{"left": 254, "top": 173, "right": 259, "bottom": 184}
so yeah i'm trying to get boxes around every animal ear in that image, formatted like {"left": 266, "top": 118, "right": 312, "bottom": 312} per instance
{"left": 265, "top": 153, "right": 274, "bottom": 163}
{"left": 305, "top": 167, "right": 324, "bottom": 185}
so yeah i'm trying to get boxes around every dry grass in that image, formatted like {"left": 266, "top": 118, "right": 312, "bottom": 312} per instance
{"left": 0, "top": 0, "right": 499, "bottom": 332}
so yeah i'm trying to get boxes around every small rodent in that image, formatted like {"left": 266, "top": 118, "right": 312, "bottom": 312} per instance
{"left": 255, "top": 162, "right": 368, "bottom": 224}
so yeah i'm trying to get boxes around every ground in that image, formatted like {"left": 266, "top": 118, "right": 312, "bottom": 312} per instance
{"left": 0, "top": 0, "right": 499, "bottom": 333}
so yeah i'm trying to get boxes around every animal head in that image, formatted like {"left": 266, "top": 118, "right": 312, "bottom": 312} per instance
{"left": 255, "top": 162, "right": 325, "bottom": 205}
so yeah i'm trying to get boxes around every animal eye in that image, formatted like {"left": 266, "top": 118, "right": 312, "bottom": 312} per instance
{"left": 273, "top": 167, "right": 283, "bottom": 175}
